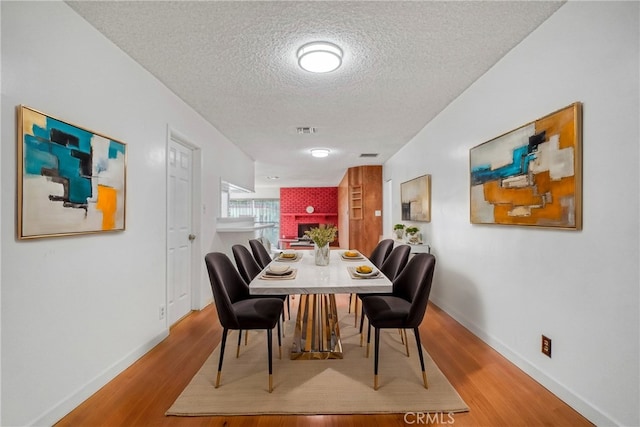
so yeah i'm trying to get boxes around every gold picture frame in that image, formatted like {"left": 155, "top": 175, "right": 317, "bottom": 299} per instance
{"left": 17, "top": 106, "right": 127, "bottom": 239}
{"left": 401, "top": 174, "right": 431, "bottom": 222}
{"left": 469, "top": 102, "right": 582, "bottom": 229}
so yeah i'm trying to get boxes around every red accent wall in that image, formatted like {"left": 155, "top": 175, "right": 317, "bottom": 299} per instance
{"left": 280, "top": 187, "right": 338, "bottom": 238}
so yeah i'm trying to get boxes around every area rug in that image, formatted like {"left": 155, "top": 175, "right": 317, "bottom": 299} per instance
{"left": 166, "top": 307, "right": 468, "bottom": 416}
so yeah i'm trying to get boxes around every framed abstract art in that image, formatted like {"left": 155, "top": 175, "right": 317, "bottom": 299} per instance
{"left": 17, "top": 106, "right": 127, "bottom": 239}
{"left": 401, "top": 174, "right": 431, "bottom": 222}
{"left": 469, "top": 102, "right": 582, "bottom": 229}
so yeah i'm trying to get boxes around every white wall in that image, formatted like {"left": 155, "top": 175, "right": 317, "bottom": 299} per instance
{"left": 385, "top": 2, "right": 639, "bottom": 425}
{"left": 231, "top": 186, "right": 281, "bottom": 200}
{"left": 0, "top": 2, "right": 254, "bottom": 425}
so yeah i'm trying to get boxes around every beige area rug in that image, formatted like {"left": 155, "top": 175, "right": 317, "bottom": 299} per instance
{"left": 166, "top": 306, "right": 469, "bottom": 416}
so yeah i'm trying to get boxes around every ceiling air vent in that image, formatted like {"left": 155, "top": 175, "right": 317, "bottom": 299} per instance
{"left": 297, "top": 127, "right": 317, "bottom": 134}
{"left": 359, "top": 153, "right": 379, "bottom": 158}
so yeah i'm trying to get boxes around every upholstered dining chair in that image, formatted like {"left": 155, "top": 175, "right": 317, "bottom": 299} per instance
{"left": 249, "top": 239, "right": 273, "bottom": 269}
{"left": 362, "top": 253, "right": 436, "bottom": 390}
{"left": 349, "top": 239, "right": 395, "bottom": 317}
{"left": 249, "top": 239, "right": 291, "bottom": 320}
{"left": 357, "top": 244, "right": 412, "bottom": 334}
{"left": 232, "top": 244, "right": 262, "bottom": 284}
{"left": 232, "top": 244, "right": 289, "bottom": 322}
{"left": 368, "top": 239, "right": 395, "bottom": 269}
{"left": 204, "top": 252, "right": 283, "bottom": 393}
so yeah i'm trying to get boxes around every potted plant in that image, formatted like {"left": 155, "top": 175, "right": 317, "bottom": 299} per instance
{"left": 305, "top": 224, "right": 338, "bottom": 266}
{"left": 393, "top": 223, "right": 405, "bottom": 239}
{"left": 405, "top": 226, "right": 420, "bottom": 244}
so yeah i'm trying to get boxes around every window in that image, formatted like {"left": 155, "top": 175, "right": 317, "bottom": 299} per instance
{"left": 228, "top": 199, "right": 280, "bottom": 245}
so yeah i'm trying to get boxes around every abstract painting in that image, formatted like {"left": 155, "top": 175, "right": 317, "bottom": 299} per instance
{"left": 401, "top": 174, "right": 431, "bottom": 222}
{"left": 18, "top": 106, "right": 127, "bottom": 239}
{"left": 469, "top": 102, "right": 582, "bottom": 229}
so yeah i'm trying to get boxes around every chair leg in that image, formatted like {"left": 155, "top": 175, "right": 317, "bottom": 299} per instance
{"left": 277, "top": 319, "right": 282, "bottom": 360}
{"left": 414, "top": 327, "right": 428, "bottom": 389}
{"left": 366, "top": 322, "right": 372, "bottom": 358}
{"left": 236, "top": 330, "right": 242, "bottom": 358}
{"left": 403, "top": 329, "right": 410, "bottom": 357}
{"left": 359, "top": 309, "right": 366, "bottom": 347}
{"left": 373, "top": 327, "right": 380, "bottom": 390}
{"left": 287, "top": 296, "right": 291, "bottom": 320}
{"left": 216, "top": 328, "right": 229, "bottom": 388}
{"left": 281, "top": 297, "right": 287, "bottom": 323}
{"left": 267, "top": 329, "right": 273, "bottom": 393}
{"left": 348, "top": 293, "right": 353, "bottom": 313}
{"left": 354, "top": 297, "right": 359, "bottom": 327}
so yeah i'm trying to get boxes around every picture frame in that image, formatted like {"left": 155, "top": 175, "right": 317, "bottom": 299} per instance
{"left": 17, "top": 105, "right": 127, "bottom": 239}
{"left": 401, "top": 174, "right": 431, "bottom": 222}
{"left": 469, "top": 102, "right": 582, "bottom": 230}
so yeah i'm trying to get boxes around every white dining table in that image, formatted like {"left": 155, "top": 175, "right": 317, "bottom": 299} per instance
{"left": 249, "top": 249, "right": 392, "bottom": 360}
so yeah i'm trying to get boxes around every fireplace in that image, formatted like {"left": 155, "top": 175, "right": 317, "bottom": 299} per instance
{"left": 297, "top": 223, "right": 319, "bottom": 239}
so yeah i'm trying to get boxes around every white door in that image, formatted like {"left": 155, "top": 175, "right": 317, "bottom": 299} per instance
{"left": 167, "top": 139, "right": 193, "bottom": 326}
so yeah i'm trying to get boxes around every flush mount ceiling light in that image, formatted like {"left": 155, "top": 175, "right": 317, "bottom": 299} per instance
{"left": 310, "top": 148, "right": 330, "bottom": 158}
{"left": 297, "top": 42, "right": 343, "bottom": 73}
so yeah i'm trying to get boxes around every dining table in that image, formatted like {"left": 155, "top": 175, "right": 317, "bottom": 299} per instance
{"left": 249, "top": 249, "right": 392, "bottom": 360}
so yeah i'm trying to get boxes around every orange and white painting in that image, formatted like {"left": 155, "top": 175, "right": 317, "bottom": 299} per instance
{"left": 469, "top": 103, "right": 582, "bottom": 229}
{"left": 18, "top": 106, "right": 127, "bottom": 239}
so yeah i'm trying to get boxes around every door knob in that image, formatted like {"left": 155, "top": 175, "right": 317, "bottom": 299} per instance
{"left": 188, "top": 234, "right": 196, "bottom": 241}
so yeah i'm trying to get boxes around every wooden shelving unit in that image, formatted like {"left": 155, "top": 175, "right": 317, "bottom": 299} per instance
{"left": 338, "top": 166, "right": 382, "bottom": 256}
{"left": 349, "top": 186, "right": 363, "bottom": 220}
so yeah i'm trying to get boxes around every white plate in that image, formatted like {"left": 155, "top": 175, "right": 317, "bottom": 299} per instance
{"left": 279, "top": 251, "right": 297, "bottom": 259}
{"left": 342, "top": 251, "right": 362, "bottom": 259}
{"left": 354, "top": 267, "right": 377, "bottom": 277}
{"left": 268, "top": 265, "right": 290, "bottom": 274}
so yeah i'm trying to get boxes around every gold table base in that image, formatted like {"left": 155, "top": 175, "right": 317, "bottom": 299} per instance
{"left": 290, "top": 294, "right": 343, "bottom": 359}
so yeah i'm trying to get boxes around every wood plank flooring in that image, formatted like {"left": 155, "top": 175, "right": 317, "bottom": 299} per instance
{"left": 56, "top": 297, "right": 593, "bottom": 427}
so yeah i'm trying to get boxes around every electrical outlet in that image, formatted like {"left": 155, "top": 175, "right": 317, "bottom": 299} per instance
{"left": 541, "top": 335, "right": 552, "bottom": 358}
{"left": 159, "top": 305, "right": 166, "bottom": 320}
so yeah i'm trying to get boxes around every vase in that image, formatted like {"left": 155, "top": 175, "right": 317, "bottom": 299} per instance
{"left": 406, "top": 233, "right": 421, "bottom": 244}
{"left": 314, "top": 243, "right": 330, "bottom": 266}
{"left": 394, "top": 229, "right": 404, "bottom": 240}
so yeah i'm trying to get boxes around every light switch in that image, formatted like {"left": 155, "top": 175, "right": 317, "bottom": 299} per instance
{"left": 374, "top": 210, "right": 381, "bottom": 216}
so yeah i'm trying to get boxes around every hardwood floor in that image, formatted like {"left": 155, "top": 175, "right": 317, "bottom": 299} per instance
{"left": 56, "top": 297, "right": 593, "bottom": 427}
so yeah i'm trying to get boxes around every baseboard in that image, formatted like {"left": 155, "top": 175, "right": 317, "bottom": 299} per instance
{"left": 429, "top": 296, "right": 618, "bottom": 426}
{"left": 29, "top": 330, "right": 170, "bottom": 426}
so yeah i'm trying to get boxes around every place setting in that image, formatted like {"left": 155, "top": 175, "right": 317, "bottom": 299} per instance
{"left": 347, "top": 264, "right": 382, "bottom": 279}
{"left": 259, "top": 264, "right": 297, "bottom": 280}
{"left": 274, "top": 250, "right": 303, "bottom": 262}
{"left": 340, "top": 250, "right": 365, "bottom": 261}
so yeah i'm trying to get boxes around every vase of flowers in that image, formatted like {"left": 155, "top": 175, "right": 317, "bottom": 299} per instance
{"left": 405, "top": 226, "right": 420, "bottom": 244}
{"left": 305, "top": 224, "right": 337, "bottom": 266}
{"left": 393, "top": 223, "right": 405, "bottom": 240}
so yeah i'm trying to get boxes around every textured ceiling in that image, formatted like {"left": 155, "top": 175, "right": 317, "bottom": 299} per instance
{"left": 66, "top": 1, "right": 564, "bottom": 189}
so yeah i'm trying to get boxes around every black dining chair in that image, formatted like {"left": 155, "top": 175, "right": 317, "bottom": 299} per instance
{"left": 232, "top": 244, "right": 262, "bottom": 284}
{"left": 249, "top": 239, "right": 273, "bottom": 269}
{"left": 204, "top": 252, "right": 283, "bottom": 393}
{"left": 350, "top": 239, "right": 396, "bottom": 321}
{"left": 368, "top": 239, "right": 395, "bottom": 269}
{"left": 232, "top": 244, "right": 289, "bottom": 322}
{"left": 249, "top": 239, "right": 291, "bottom": 319}
{"left": 357, "top": 244, "right": 412, "bottom": 334}
{"left": 362, "top": 253, "right": 436, "bottom": 390}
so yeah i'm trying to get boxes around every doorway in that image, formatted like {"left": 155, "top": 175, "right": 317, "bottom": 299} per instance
{"left": 166, "top": 131, "right": 200, "bottom": 326}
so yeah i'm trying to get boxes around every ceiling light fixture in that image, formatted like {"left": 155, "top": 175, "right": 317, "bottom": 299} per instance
{"left": 297, "top": 42, "right": 343, "bottom": 73}
{"left": 310, "top": 148, "right": 330, "bottom": 158}
{"left": 266, "top": 176, "right": 280, "bottom": 180}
